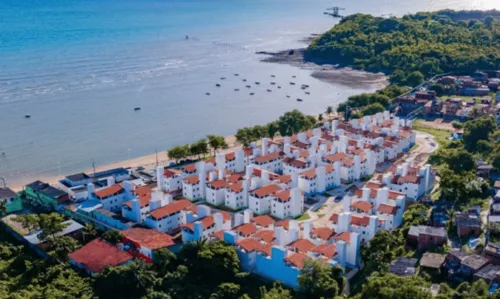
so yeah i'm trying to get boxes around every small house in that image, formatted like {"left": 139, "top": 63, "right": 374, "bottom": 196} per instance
{"left": 389, "top": 257, "right": 418, "bottom": 277}
{"left": 454, "top": 212, "right": 482, "bottom": 238}
{"left": 407, "top": 225, "right": 448, "bottom": 250}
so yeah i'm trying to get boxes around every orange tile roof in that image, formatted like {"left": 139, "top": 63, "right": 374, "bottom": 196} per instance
{"left": 253, "top": 230, "right": 275, "bottom": 243}
{"left": 164, "top": 169, "right": 177, "bottom": 178}
{"left": 312, "top": 227, "right": 335, "bottom": 241}
{"left": 350, "top": 201, "right": 373, "bottom": 213}
{"left": 182, "top": 164, "right": 197, "bottom": 173}
{"left": 393, "top": 175, "right": 421, "bottom": 184}
{"left": 226, "top": 174, "right": 244, "bottom": 184}
{"left": 236, "top": 238, "right": 262, "bottom": 252}
{"left": 225, "top": 152, "right": 236, "bottom": 161}
{"left": 149, "top": 199, "right": 196, "bottom": 220}
{"left": 94, "top": 185, "right": 124, "bottom": 200}
{"left": 228, "top": 182, "right": 244, "bottom": 193}
{"left": 285, "top": 252, "right": 308, "bottom": 269}
{"left": 274, "top": 190, "right": 291, "bottom": 203}
{"left": 252, "top": 184, "right": 282, "bottom": 198}
{"left": 288, "top": 238, "right": 315, "bottom": 253}
{"left": 276, "top": 219, "right": 290, "bottom": 230}
{"left": 123, "top": 196, "right": 150, "bottom": 209}
{"left": 324, "top": 164, "right": 335, "bottom": 173}
{"left": 122, "top": 228, "right": 174, "bottom": 249}
{"left": 330, "top": 213, "right": 339, "bottom": 224}
{"left": 68, "top": 239, "right": 133, "bottom": 273}
{"left": 312, "top": 243, "right": 337, "bottom": 259}
{"left": 254, "top": 152, "right": 282, "bottom": 164}
{"left": 252, "top": 215, "right": 275, "bottom": 227}
{"left": 277, "top": 175, "right": 292, "bottom": 184}
{"left": 283, "top": 157, "right": 309, "bottom": 168}
{"left": 182, "top": 215, "right": 216, "bottom": 232}
{"left": 323, "top": 153, "right": 349, "bottom": 164}
{"left": 365, "top": 182, "right": 383, "bottom": 189}
{"left": 389, "top": 190, "right": 406, "bottom": 199}
{"left": 207, "top": 179, "right": 227, "bottom": 189}
{"left": 256, "top": 243, "right": 273, "bottom": 256}
{"left": 301, "top": 169, "right": 316, "bottom": 180}
{"left": 334, "top": 232, "right": 351, "bottom": 244}
{"left": 377, "top": 204, "right": 398, "bottom": 215}
{"left": 211, "top": 230, "right": 225, "bottom": 240}
{"left": 351, "top": 215, "right": 371, "bottom": 227}
{"left": 235, "top": 223, "right": 257, "bottom": 236}
{"left": 134, "top": 186, "right": 151, "bottom": 197}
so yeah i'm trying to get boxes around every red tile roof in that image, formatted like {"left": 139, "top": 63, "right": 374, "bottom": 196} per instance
{"left": 236, "top": 238, "right": 262, "bottom": 252}
{"left": 350, "top": 201, "right": 373, "bottom": 213}
{"left": 285, "top": 252, "right": 308, "bottom": 269}
{"left": 252, "top": 184, "right": 282, "bottom": 198}
{"left": 277, "top": 175, "right": 292, "bottom": 184}
{"left": 68, "top": 239, "right": 133, "bottom": 273}
{"left": 253, "top": 230, "right": 275, "bottom": 243}
{"left": 323, "top": 153, "right": 349, "bottom": 164}
{"left": 274, "top": 189, "right": 291, "bottom": 203}
{"left": 235, "top": 223, "right": 257, "bottom": 236}
{"left": 312, "top": 227, "right": 335, "bottom": 241}
{"left": 122, "top": 228, "right": 174, "bottom": 249}
{"left": 228, "top": 182, "right": 244, "bottom": 193}
{"left": 351, "top": 215, "right": 370, "bottom": 227}
{"left": 182, "top": 164, "right": 197, "bottom": 173}
{"left": 211, "top": 230, "right": 225, "bottom": 240}
{"left": 276, "top": 219, "right": 290, "bottom": 230}
{"left": 164, "top": 169, "right": 177, "bottom": 178}
{"left": 207, "top": 179, "right": 227, "bottom": 189}
{"left": 94, "top": 185, "right": 124, "bottom": 199}
{"left": 182, "top": 212, "right": 232, "bottom": 232}
{"left": 330, "top": 213, "right": 339, "bottom": 224}
{"left": 288, "top": 238, "right": 315, "bottom": 253}
{"left": 254, "top": 152, "right": 282, "bottom": 164}
{"left": 149, "top": 199, "right": 196, "bottom": 220}
{"left": 226, "top": 174, "right": 244, "bottom": 184}
{"left": 312, "top": 243, "right": 337, "bottom": 259}
{"left": 184, "top": 175, "right": 200, "bottom": 185}
{"left": 123, "top": 196, "right": 150, "bottom": 209}
{"left": 334, "top": 232, "right": 351, "bottom": 244}
{"left": 283, "top": 157, "right": 309, "bottom": 168}
{"left": 256, "top": 243, "right": 273, "bottom": 256}
{"left": 252, "top": 215, "right": 275, "bottom": 227}
{"left": 389, "top": 190, "right": 406, "bottom": 200}
{"left": 301, "top": 169, "right": 316, "bottom": 180}
{"left": 377, "top": 204, "right": 398, "bottom": 215}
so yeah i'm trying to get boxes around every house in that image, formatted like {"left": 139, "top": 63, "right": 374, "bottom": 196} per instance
{"left": 459, "top": 254, "right": 490, "bottom": 278}
{"left": 24, "top": 181, "right": 70, "bottom": 211}
{"left": 225, "top": 180, "right": 250, "bottom": 211}
{"left": 270, "top": 188, "right": 303, "bottom": 219}
{"left": 143, "top": 199, "right": 197, "bottom": 233}
{"left": 89, "top": 183, "right": 130, "bottom": 212}
{"left": 454, "top": 212, "right": 481, "bottom": 238}
{"left": 24, "top": 220, "right": 84, "bottom": 251}
{"left": 0, "top": 187, "right": 23, "bottom": 214}
{"left": 382, "top": 163, "right": 435, "bottom": 201}
{"left": 494, "top": 181, "right": 500, "bottom": 193}
{"left": 389, "top": 257, "right": 418, "bottom": 277}
{"left": 250, "top": 151, "right": 284, "bottom": 174}
{"left": 122, "top": 228, "right": 175, "bottom": 261}
{"left": 473, "top": 264, "right": 500, "bottom": 284}
{"left": 68, "top": 238, "right": 133, "bottom": 276}
{"left": 407, "top": 225, "right": 448, "bottom": 250}
{"left": 484, "top": 243, "right": 500, "bottom": 265}
{"left": 64, "top": 200, "right": 134, "bottom": 231}
{"left": 248, "top": 184, "right": 283, "bottom": 216}
{"left": 420, "top": 253, "right": 446, "bottom": 273}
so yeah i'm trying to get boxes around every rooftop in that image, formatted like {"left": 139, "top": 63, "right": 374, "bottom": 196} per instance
{"left": 408, "top": 225, "right": 447, "bottom": 238}
{"left": 149, "top": 199, "right": 196, "bottom": 220}
{"left": 252, "top": 184, "right": 282, "bottom": 198}
{"left": 0, "top": 188, "right": 16, "bottom": 200}
{"left": 24, "top": 220, "right": 84, "bottom": 245}
{"left": 461, "top": 254, "right": 489, "bottom": 270}
{"left": 311, "top": 227, "right": 335, "bottom": 241}
{"left": 419, "top": 253, "right": 446, "bottom": 269}
{"left": 252, "top": 215, "right": 275, "bottom": 227}
{"left": 94, "top": 185, "right": 124, "bottom": 200}
{"left": 288, "top": 238, "right": 315, "bottom": 253}
{"left": 122, "top": 228, "right": 175, "bottom": 250}
{"left": 389, "top": 257, "right": 418, "bottom": 277}
{"left": 68, "top": 238, "right": 133, "bottom": 273}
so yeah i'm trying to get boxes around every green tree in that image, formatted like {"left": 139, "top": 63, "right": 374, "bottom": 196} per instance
{"left": 82, "top": 223, "right": 98, "bottom": 244}
{"left": 318, "top": 113, "right": 324, "bottom": 121}
{"left": 52, "top": 235, "right": 79, "bottom": 261}
{"left": 356, "top": 273, "right": 432, "bottom": 299}
{"left": 13, "top": 214, "right": 40, "bottom": 234}
{"left": 266, "top": 121, "right": 279, "bottom": 140}
{"left": 298, "top": 258, "right": 340, "bottom": 298}
{"left": 153, "top": 247, "right": 177, "bottom": 274}
{"left": 277, "top": 110, "right": 314, "bottom": 137}
{"left": 326, "top": 106, "right": 334, "bottom": 116}
{"left": 0, "top": 200, "right": 7, "bottom": 216}
{"left": 463, "top": 116, "right": 496, "bottom": 151}
{"left": 37, "top": 213, "right": 68, "bottom": 242}
{"left": 209, "top": 283, "right": 241, "bottom": 299}
{"left": 260, "top": 282, "right": 293, "bottom": 299}
{"left": 405, "top": 71, "right": 425, "bottom": 87}
{"left": 167, "top": 145, "right": 189, "bottom": 163}
{"left": 361, "top": 103, "right": 385, "bottom": 116}
{"left": 102, "top": 230, "right": 123, "bottom": 244}
{"left": 207, "top": 135, "right": 228, "bottom": 155}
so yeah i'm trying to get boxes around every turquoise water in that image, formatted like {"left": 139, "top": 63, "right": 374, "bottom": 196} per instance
{"left": 1, "top": 0, "right": 499, "bottom": 187}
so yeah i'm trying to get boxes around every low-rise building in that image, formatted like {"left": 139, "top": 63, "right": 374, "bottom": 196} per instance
{"left": 407, "top": 225, "right": 448, "bottom": 250}
{"left": 122, "top": 228, "right": 175, "bottom": 261}
{"left": 389, "top": 257, "right": 418, "bottom": 277}
{"left": 454, "top": 212, "right": 481, "bottom": 238}
{"left": 0, "top": 187, "right": 23, "bottom": 214}
{"left": 24, "top": 181, "right": 70, "bottom": 211}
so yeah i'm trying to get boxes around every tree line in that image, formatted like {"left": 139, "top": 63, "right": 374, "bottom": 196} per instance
{"left": 167, "top": 135, "right": 228, "bottom": 163}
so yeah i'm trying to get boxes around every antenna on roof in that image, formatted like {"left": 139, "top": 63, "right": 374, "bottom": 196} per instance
{"left": 156, "top": 149, "right": 159, "bottom": 167}
{"left": 0, "top": 177, "right": 6, "bottom": 188}
{"left": 92, "top": 160, "right": 96, "bottom": 176}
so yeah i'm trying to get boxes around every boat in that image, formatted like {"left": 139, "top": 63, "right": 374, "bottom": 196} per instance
{"left": 243, "top": 79, "right": 247, "bottom": 82}
{"left": 246, "top": 85, "right": 251, "bottom": 88}
{"left": 235, "top": 89, "right": 239, "bottom": 91}
{"left": 271, "top": 82, "right": 276, "bottom": 85}
{"left": 292, "top": 75, "right": 296, "bottom": 78}
{"left": 277, "top": 86, "right": 281, "bottom": 89}
{"left": 290, "top": 82, "right": 295, "bottom": 85}
{"left": 250, "top": 93, "right": 255, "bottom": 95}
{"left": 25, "top": 114, "right": 31, "bottom": 118}
{"left": 297, "top": 98, "right": 303, "bottom": 102}
{"left": 221, "top": 77, "right": 226, "bottom": 80}
{"left": 267, "top": 89, "right": 272, "bottom": 92}
{"left": 286, "top": 95, "right": 290, "bottom": 98}
{"left": 255, "top": 82, "right": 260, "bottom": 85}
{"left": 216, "top": 84, "right": 221, "bottom": 87}
{"left": 301, "top": 86, "right": 306, "bottom": 90}
{"left": 234, "top": 74, "right": 239, "bottom": 76}
{"left": 305, "top": 92, "right": 310, "bottom": 95}
{"left": 271, "top": 75, "right": 275, "bottom": 78}
{"left": 134, "top": 107, "right": 141, "bottom": 111}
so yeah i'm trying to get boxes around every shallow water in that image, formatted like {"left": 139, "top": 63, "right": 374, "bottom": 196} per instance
{"left": 0, "top": 0, "right": 498, "bottom": 186}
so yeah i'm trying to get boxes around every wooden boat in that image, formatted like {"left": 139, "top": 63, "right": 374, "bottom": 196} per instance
{"left": 297, "top": 98, "right": 303, "bottom": 102}
{"left": 134, "top": 107, "right": 141, "bottom": 111}
{"left": 271, "top": 82, "right": 276, "bottom": 85}
{"left": 216, "top": 84, "right": 221, "bottom": 87}
{"left": 25, "top": 114, "right": 31, "bottom": 118}
{"left": 267, "top": 89, "right": 272, "bottom": 92}
{"left": 250, "top": 93, "right": 255, "bottom": 95}
{"left": 206, "top": 92, "right": 210, "bottom": 95}
{"left": 235, "top": 89, "right": 239, "bottom": 91}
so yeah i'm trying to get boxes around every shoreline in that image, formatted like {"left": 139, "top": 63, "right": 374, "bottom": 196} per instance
{"left": 8, "top": 35, "right": 388, "bottom": 192}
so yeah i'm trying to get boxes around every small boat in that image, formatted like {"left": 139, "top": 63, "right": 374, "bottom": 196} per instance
{"left": 250, "top": 93, "right": 255, "bottom": 95}
{"left": 134, "top": 107, "right": 141, "bottom": 111}
{"left": 290, "top": 82, "right": 295, "bottom": 85}
{"left": 255, "top": 82, "right": 260, "bottom": 85}
{"left": 25, "top": 114, "right": 31, "bottom": 118}
{"left": 243, "top": 79, "right": 247, "bottom": 82}
{"left": 271, "top": 82, "right": 276, "bottom": 85}
{"left": 221, "top": 77, "right": 226, "bottom": 80}
{"left": 305, "top": 92, "right": 310, "bottom": 95}
{"left": 267, "top": 89, "right": 272, "bottom": 92}
{"left": 297, "top": 98, "right": 303, "bottom": 102}
{"left": 234, "top": 89, "right": 239, "bottom": 91}
{"left": 206, "top": 92, "right": 211, "bottom": 95}
{"left": 246, "top": 85, "right": 251, "bottom": 88}
{"left": 234, "top": 74, "right": 239, "bottom": 76}
{"left": 216, "top": 84, "right": 221, "bottom": 87}
{"left": 292, "top": 75, "right": 296, "bottom": 78}
{"left": 286, "top": 95, "right": 290, "bottom": 98}
{"left": 303, "top": 84, "right": 310, "bottom": 88}
{"left": 277, "top": 86, "right": 281, "bottom": 89}
{"left": 301, "top": 86, "right": 306, "bottom": 90}
{"left": 271, "top": 75, "right": 275, "bottom": 78}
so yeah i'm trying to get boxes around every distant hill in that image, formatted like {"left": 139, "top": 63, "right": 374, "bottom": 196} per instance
{"left": 305, "top": 10, "right": 500, "bottom": 78}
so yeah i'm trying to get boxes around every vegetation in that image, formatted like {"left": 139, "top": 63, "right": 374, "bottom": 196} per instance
{"left": 167, "top": 134, "right": 227, "bottom": 162}
{"left": 307, "top": 12, "right": 500, "bottom": 80}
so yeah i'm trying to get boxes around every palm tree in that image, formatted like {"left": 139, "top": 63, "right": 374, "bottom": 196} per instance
{"left": 326, "top": 106, "right": 334, "bottom": 117}
{"left": 318, "top": 113, "right": 324, "bottom": 122}
{"left": 82, "top": 223, "right": 98, "bottom": 243}
{"left": 127, "top": 260, "right": 157, "bottom": 291}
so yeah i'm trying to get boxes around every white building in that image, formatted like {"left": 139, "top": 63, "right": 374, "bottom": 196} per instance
{"left": 144, "top": 199, "right": 197, "bottom": 233}
{"left": 270, "top": 188, "right": 304, "bottom": 219}
{"left": 250, "top": 152, "right": 284, "bottom": 174}
{"left": 249, "top": 184, "right": 283, "bottom": 215}
{"left": 381, "top": 163, "right": 435, "bottom": 200}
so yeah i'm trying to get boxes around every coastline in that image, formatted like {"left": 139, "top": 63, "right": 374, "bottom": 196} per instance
{"left": 9, "top": 35, "right": 388, "bottom": 192}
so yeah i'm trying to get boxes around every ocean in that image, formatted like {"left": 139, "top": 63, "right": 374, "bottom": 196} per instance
{"left": 0, "top": 0, "right": 498, "bottom": 187}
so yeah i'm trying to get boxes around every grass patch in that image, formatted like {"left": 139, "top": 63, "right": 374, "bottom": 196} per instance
{"left": 413, "top": 120, "right": 452, "bottom": 148}
{"left": 295, "top": 213, "right": 310, "bottom": 221}
{"left": 317, "top": 214, "right": 325, "bottom": 218}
